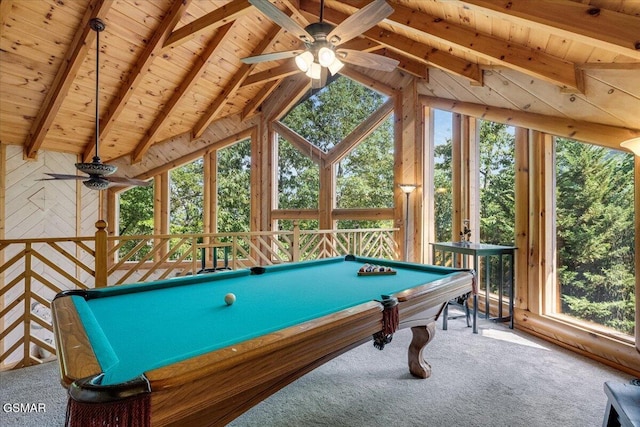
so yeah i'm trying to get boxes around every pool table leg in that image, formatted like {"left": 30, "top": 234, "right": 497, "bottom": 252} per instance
{"left": 408, "top": 322, "right": 436, "bottom": 379}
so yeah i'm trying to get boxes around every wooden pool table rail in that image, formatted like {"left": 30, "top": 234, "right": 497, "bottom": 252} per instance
{"left": 52, "top": 268, "right": 474, "bottom": 426}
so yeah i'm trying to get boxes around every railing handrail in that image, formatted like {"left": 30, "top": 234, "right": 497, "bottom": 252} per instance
{"left": 0, "top": 224, "right": 399, "bottom": 370}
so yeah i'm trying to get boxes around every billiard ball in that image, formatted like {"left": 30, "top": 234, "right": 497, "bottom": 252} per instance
{"left": 224, "top": 293, "right": 236, "bottom": 305}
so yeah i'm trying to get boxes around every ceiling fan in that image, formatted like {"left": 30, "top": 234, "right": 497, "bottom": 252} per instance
{"left": 242, "top": 0, "right": 399, "bottom": 87}
{"left": 40, "top": 18, "right": 150, "bottom": 190}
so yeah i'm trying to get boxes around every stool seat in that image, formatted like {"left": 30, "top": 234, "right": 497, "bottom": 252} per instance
{"left": 603, "top": 381, "right": 640, "bottom": 427}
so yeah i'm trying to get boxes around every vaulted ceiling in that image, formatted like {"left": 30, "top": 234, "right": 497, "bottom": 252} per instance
{"left": 1, "top": 0, "right": 639, "bottom": 167}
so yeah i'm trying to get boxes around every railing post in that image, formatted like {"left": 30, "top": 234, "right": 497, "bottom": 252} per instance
{"left": 95, "top": 220, "right": 108, "bottom": 288}
{"left": 292, "top": 221, "right": 300, "bottom": 262}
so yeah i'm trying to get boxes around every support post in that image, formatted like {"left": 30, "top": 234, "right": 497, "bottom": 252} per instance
{"left": 95, "top": 220, "right": 108, "bottom": 288}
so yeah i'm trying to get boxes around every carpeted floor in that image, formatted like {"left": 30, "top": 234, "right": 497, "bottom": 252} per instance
{"left": 0, "top": 312, "right": 633, "bottom": 426}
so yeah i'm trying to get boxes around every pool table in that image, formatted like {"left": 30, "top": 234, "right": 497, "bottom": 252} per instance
{"left": 52, "top": 255, "right": 474, "bottom": 426}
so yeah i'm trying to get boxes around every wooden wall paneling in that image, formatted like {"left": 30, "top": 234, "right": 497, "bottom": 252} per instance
{"left": 514, "top": 127, "right": 529, "bottom": 311}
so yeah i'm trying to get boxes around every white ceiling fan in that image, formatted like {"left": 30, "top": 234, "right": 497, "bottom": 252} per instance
{"left": 242, "top": 0, "right": 399, "bottom": 87}
{"left": 40, "top": 18, "right": 150, "bottom": 190}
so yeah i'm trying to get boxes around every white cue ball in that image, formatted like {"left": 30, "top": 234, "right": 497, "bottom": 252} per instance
{"left": 224, "top": 293, "right": 236, "bottom": 305}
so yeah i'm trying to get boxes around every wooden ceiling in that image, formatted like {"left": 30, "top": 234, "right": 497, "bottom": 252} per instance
{"left": 1, "top": 0, "right": 639, "bottom": 166}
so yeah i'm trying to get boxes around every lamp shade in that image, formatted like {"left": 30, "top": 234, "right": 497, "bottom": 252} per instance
{"left": 399, "top": 184, "right": 417, "bottom": 194}
{"left": 317, "top": 47, "right": 336, "bottom": 67}
{"left": 295, "top": 51, "right": 314, "bottom": 72}
{"left": 621, "top": 138, "right": 640, "bottom": 156}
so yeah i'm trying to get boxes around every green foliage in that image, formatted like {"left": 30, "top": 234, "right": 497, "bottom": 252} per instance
{"left": 119, "top": 185, "right": 154, "bottom": 236}
{"left": 118, "top": 185, "right": 154, "bottom": 260}
{"left": 217, "top": 139, "right": 251, "bottom": 233}
{"left": 277, "top": 138, "right": 319, "bottom": 209}
{"left": 279, "top": 76, "right": 393, "bottom": 227}
{"left": 282, "top": 77, "right": 387, "bottom": 151}
{"left": 170, "top": 159, "right": 204, "bottom": 234}
{"left": 555, "top": 139, "right": 635, "bottom": 334}
{"left": 478, "top": 121, "right": 515, "bottom": 245}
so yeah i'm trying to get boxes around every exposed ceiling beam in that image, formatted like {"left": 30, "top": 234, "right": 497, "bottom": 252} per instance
{"left": 242, "top": 79, "right": 282, "bottom": 120}
{"left": 328, "top": 0, "right": 581, "bottom": 92}
{"left": 131, "top": 23, "right": 235, "bottom": 163}
{"left": 299, "top": 1, "right": 481, "bottom": 85}
{"left": 192, "top": 21, "right": 288, "bottom": 139}
{"left": 460, "top": 0, "right": 640, "bottom": 60}
{"left": 24, "top": 0, "right": 113, "bottom": 160}
{"left": 266, "top": 74, "right": 312, "bottom": 121}
{"left": 386, "top": 0, "right": 581, "bottom": 91}
{"left": 339, "top": 66, "right": 401, "bottom": 96}
{"left": 241, "top": 62, "right": 301, "bottom": 88}
{"left": 163, "top": 0, "right": 253, "bottom": 50}
{"left": 421, "top": 95, "right": 640, "bottom": 149}
{"left": 339, "top": 36, "right": 429, "bottom": 79}
{"left": 85, "top": 0, "right": 191, "bottom": 162}
{"left": 361, "top": 26, "right": 480, "bottom": 83}
{"left": 378, "top": 48, "right": 428, "bottom": 80}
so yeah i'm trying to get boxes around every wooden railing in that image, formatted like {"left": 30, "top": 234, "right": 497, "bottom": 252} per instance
{"left": 0, "top": 223, "right": 399, "bottom": 370}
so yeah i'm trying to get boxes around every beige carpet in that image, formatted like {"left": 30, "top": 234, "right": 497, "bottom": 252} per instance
{"left": 1, "top": 312, "right": 633, "bottom": 426}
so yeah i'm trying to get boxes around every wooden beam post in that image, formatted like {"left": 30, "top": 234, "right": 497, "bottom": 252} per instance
{"left": 94, "top": 220, "right": 108, "bottom": 288}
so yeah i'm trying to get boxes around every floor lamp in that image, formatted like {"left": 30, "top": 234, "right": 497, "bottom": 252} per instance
{"left": 399, "top": 184, "right": 417, "bottom": 261}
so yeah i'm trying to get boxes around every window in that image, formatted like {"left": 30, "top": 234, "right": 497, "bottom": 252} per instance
{"left": 554, "top": 138, "right": 635, "bottom": 337}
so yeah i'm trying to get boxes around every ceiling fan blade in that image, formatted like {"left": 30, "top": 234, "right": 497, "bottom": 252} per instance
{"left": 337, "top": 49, "right": 399, "bottom": 72}
{"left": 39, "top": 173, "right": 87, "bottom": 181}
{"left": 249, "top": 0, "right": 314, "bottom": 42}
{"left": 106, "top": 176, "right": 152, "bottom": 187}
{"left": 327, "top": 0, "right": 393, "bottom": 46}
{"left": 241, "top": 49, "right": 303, "bottom": 64}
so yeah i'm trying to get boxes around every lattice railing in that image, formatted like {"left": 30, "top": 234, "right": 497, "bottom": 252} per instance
{"left": 0, "top": 224, "right": 399, "bottom": 370}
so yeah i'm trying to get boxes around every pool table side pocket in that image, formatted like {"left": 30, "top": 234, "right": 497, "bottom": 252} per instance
{"left": 52, "top": 296, "right": 103, "bottom": 387}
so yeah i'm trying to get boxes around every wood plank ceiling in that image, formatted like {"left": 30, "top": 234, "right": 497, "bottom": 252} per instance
{"left": 1, "top": 0, "right": 639, "bottom": 167}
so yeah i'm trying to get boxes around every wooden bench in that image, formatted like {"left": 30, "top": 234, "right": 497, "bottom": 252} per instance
{"left": 603, "top": 381, "right": 640, "bottom": 427}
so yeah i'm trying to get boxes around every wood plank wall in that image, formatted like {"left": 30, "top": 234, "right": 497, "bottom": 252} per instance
{"left": 1, "top": 145, "right": 99, "bottom": 365}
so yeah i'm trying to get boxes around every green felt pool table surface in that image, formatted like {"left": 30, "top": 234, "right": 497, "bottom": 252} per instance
{"left": 67, "top": 255, "right": 466, "bottom": 385}
{"left": 53, "top": 255, "right": 475, "bottom": 426}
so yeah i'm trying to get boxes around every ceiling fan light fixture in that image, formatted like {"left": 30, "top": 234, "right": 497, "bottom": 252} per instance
{"left": 306, "top": 62, "right": 322, "bottom": 80}
{"left": 295, "top": 51, "right": 314, "bottom": 72}
{"left": 317, "top": 46, "right": 335, "bottom": 67}
{"left": 328, "top": 58, "right": 344, "bottom": 75}
{"left": 75, "top": 161, "right": 117, "bottom": 177}
{"left": 83, "top": 178, "right": 110, "bottom": 191}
